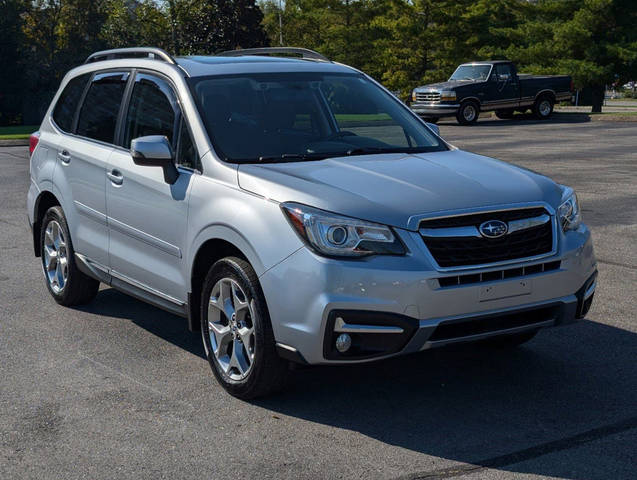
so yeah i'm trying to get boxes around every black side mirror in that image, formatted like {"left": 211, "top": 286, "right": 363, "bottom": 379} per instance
{"left": 130, "top": 135, "right": 179, "bottom": 184}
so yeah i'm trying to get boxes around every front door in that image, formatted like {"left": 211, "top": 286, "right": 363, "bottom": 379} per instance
{"left": 486, "top": 64, "right": 520, "bottom": 110}
{"left": 106, "top": 71, "right": 198, "bottom": 303}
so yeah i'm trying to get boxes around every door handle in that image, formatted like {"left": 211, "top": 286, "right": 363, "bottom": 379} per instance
{"left": 57, "top": 150, "right": 71, "bottom": 164}
{"left": 107, "top": 169, "right": 124, "bottom": 185}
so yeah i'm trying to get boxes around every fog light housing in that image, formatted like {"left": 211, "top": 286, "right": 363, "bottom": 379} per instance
{"left": 335, "top": 333, "right": 352, "bottom": 353}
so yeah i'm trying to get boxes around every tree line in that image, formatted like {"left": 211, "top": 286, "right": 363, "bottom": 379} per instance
{"left": 2, "top": 0, "right": 636, "bottom": 125}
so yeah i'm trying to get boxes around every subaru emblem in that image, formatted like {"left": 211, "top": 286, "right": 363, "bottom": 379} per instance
{"left": 479, "top": 220, "right": 508, "bottom": 238}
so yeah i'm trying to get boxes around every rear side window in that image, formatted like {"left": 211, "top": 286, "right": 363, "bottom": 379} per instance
{"left": 52, "top": 73, "right": 90, "bottom": 132}
{"left": 77, "top": 71, "right": 129, "bottom": 143}
{"left": 123, "top": 73, "right": 178, "bottom": 148}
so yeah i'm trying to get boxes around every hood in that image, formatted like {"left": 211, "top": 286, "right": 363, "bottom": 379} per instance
{"left": 237, "top": 150, "right": 563, "bottom": 231}
{"left": 414, "top": 80, "right": 474, "bottom": 92}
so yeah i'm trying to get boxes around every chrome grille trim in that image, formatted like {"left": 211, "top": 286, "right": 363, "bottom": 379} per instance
{"left": 415, "top": 91, "right": 440, "bottom": 102}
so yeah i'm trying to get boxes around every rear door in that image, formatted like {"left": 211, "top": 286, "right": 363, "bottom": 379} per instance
{"left": 106, "top": 71, "right": 199, "bottom": 303}
{"left": 51, "top": 70, "right": 130, "bottom": 267}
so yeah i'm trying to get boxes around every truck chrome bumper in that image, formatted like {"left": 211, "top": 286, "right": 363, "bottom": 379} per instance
{"left": 410, "top": 102, "right": 459, "bottom": 116}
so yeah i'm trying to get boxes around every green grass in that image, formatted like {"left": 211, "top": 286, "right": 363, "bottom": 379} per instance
{"left": 0, "top": 125, "right": 39, "bottom": 140}
{"left": 334, "top": 113, "right": 392, "bottom": 122}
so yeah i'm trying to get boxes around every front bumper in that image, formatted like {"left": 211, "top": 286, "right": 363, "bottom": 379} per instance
{"left": 260, "top": 225, "right": 597, "bottom": 365}
{"left": 410, "top": 102, "right": 459, "bottom": 117}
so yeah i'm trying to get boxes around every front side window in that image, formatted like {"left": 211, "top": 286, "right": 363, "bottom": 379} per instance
{"left": 123, "top": 73, "right": 179, "bottom": 148}
{"left": 449, "top": 65, "right": 491, "bottom": 82}
{"left": 189, "top": 72, "right": 446, "bottom": 163}
{"left": 77, "top": 71, "right": 129, "bottom": 143}
{"left": 52, "top": 73, "right": 90, "bottom": 132}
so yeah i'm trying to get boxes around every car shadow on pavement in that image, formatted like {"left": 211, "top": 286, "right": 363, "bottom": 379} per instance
{"left": 77, "top": 287, "right": 206, "bottom": 360}
{"left": 438, "top": 112, "right": 592, "bottom": 127}
{"left": 79, "top": 288, "right": 636, "bottom": 479}
{"left": 255, "top": 320, "right": 637, "bottom": 480}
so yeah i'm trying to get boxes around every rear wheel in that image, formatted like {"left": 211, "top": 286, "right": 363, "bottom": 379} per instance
{"left": 532, "top": 96, "right": 554, "bottom": 119}
{"left": 200, "top": 256, "right": 288, "bottom": 399}
{"left": 478, "top": 330, "right": 538, "bottom": 349}
{"left": 495, "top": 109, "right": 515, "bottom": 119}
{"left": 40, "top": 206, "right": 99, "bottom": 305}
{"left": 456, "top": 101, "right": 479, "bottom": 125}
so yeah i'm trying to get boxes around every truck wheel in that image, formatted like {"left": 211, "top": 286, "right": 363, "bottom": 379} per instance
{"left": 456, "top": 101, "right": 479, "bottom": 125}
{"left": 200, "top": 256, "right": 288, "bottom": 399}
{"left": 40, "top": 206, "right": 100, "bottom": 306}
{"left": 532, "top": 96, "right": 554, "bottom": 119}
{"left": 495, "top": 109, "right": 514, "bottom": 119}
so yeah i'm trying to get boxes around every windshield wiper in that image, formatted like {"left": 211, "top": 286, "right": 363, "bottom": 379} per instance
{"left": 256, "top": 153, "right": 330, "bottom": 163}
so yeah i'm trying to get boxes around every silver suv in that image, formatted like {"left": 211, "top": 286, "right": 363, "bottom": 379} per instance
{"left": 27, "top": 47, "right": 597, "bottom": 399}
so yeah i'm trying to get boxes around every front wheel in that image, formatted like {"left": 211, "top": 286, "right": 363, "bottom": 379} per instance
{"left": 40, "top": 206, "right": 99, "bottom": 305}
{"left": 456, "top": 101, "right": 479, "bottom": 125}
{"left": 200, "top": 256, "right": 288, "bottom": 399}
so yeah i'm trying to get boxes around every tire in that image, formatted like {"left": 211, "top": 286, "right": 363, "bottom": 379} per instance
{"left": 40, "top": 206, "right": 100, "bottom": 306}
{"left": 532, "top": 95, "right": 554, "bottom": 119}
{"left": 495, "top": 109, "right": 514, "bottom": 119}
{"left": 456, "top": 101, "right": 480, "bottom": 125}
{"left": 200, "top": 256, "right": 288, "bottom": 399}
{"left": 478, "top": 330, "right": 538, "bottom": 349}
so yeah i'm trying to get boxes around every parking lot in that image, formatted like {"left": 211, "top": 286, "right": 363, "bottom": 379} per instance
{"left": 1, "top": 117, "right": 636, "bottom": 479}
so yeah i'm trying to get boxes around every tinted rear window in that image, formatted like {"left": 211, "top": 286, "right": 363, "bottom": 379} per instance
{"left": 52, "top": 73, "right": 90, "bottom": 132}
{"left": 77, "top": 72, "right": 129, "bottom": 143}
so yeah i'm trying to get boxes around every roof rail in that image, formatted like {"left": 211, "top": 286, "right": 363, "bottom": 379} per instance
{"left": 85, "top": 47, "right": 176, "bottom": 65}
{"left": 216, "top": 47, "right": 329, "bottom": 62}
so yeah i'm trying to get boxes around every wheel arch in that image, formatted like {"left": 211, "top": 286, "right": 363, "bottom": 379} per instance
{"left": 32, "top": 190, "right": 61, "bottom": 257}
{"left": 187, "top": 228, "right": 265, "bottom": 332}
{"left": 460, "top": 96, "right": 481, "bottom": 108}
{"left": 535, "top": 89, "right": 556, "bottom": 103}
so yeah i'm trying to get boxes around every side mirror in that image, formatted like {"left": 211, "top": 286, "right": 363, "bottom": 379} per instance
{"left": 131, "top": 135, "right": 179, "bottom": 184}
{"left": 425, "top": 122, "right": 440, "bottom": 136}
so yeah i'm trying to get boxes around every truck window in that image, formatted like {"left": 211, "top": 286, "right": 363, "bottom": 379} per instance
{"left": 494, "top": 64, "right": 513, "bottom": 82}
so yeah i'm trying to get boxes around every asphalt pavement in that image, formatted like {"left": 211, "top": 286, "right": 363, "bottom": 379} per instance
{"left": 1, "top": 116, "right": 636, "bottom": 479}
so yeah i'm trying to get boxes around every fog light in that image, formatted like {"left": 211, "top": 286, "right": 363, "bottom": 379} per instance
{"left": 335, "top": 333, "right": 352, "bottom": 353}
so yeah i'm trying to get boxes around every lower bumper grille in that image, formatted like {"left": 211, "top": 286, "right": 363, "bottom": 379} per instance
{"left": 420, "top": 207, "right": 555, "bottom": 268}
{"left": 428, "top": 306, "right": 557, "bottom": 342}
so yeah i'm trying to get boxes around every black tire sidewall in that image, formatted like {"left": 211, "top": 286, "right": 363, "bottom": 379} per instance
{"left": 200, "top": 257, "right": 275, "bottom": 397}
{"left": 457, "top": 101, "right": 479, "bottom": 125}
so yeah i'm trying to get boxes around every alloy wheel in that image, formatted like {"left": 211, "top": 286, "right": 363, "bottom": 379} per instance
{"left": 207, "top": 278, "right": 256, "bottom": 380}
{"left": 43, "top": 220, "right": 68, "bottom": 294}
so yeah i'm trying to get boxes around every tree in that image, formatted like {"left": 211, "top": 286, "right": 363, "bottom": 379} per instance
{"left": 0, "top": 0, "right": 26, "bottom": 125}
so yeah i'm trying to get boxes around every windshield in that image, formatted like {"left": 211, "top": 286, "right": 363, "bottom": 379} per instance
{"left": 189, "top": 72, "right": 447, "bottom": 163}
{"left": 449, "top": 65, "right": 491, "bottom": 82}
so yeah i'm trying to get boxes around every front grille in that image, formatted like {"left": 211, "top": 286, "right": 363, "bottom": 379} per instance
{"left": 420, "top": 208, "right": 554, "bottom": 268}
{"left": 415, "top": 91, "right": 440, "bottom": 102}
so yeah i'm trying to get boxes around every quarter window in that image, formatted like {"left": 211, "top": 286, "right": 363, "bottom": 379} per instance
{"left": 123, "top": 73, "right": 178, "bottom": 149}
{"left": 52, "top": 73, "right": 90, "bottom": 133}
{"left": 77, "top": 72, "right": 129, "bottom": 143}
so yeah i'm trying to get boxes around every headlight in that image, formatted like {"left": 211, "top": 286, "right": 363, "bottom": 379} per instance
{"left": 281, "top": 202, "right": 406, "bottom": 257}
{"left": 440, "top": 90, "right": 456, "bottom": 101}
{"left": 558, "top": 188, "right": 581, "bottom": 231}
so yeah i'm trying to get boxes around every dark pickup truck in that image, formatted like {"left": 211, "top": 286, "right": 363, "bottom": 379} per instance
{"left": 410, "top": 60, "right": 572, "bottom": 125}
